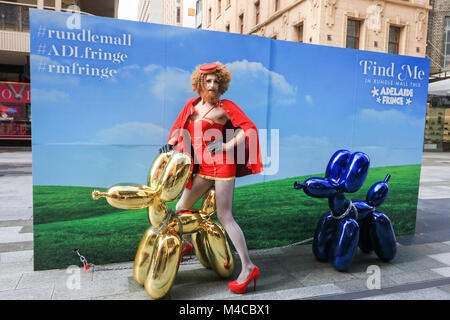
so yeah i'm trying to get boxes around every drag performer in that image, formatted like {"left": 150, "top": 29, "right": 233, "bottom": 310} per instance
{"left": 159, "top": 62, "right": 263, "bottom": 294}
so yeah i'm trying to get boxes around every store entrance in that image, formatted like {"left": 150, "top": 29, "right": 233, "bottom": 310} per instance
{"left": 0, "top": 82, "right": 31, "bottom": 145}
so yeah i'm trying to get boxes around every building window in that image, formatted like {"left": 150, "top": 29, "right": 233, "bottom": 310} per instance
{"left": 444, "top": 17, "right": 450, "bottom": 68}
{"left": 346, "top": 19, "right": 361, "bottom": 49}
{"left": 255, "top": 1, "right": 260, "bottom": 25}
{"left": 239, "top": 13, "right": 244, "bottom": 34}
{"left": 196, "top": 0, "right": 203, "bottom": 28}
{"left": 226, "top": 23, "right": 230, "bottom": 32}
{"left": 208, "top": 7, "right": 212, "bottom": 25}
{"left": 0, "top": 2, "right": 30, "bottom": 32}
{"left": 176, "top": 7, "right": 181, "bottom": 23}
{"left": 388, "top": 26, "right": 401, "bottom": 54}
{"left": 196, "top": 0, "right": 203, "bottom": 14}
{"left": 274, "top": 0, "right": 279, "bottom": 12}
{"left": 217, "top": 0, "right": 221, "bottom": 17}
{"left": 296, "top": 24, "right": 303, "bottom": 42}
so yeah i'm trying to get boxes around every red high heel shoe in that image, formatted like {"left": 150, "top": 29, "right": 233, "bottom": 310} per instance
{"left": 228, "top": 266, "right": 260, "bottom": 294}
{"left": 180, "top": 241, "right": 193, "bottom": 262}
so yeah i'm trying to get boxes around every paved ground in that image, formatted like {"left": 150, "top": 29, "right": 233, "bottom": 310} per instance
{"left": 1, "top": 147, "right": 450, "bottom": 300}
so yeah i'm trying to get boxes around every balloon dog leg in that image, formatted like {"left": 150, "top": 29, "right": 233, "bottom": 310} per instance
{"left": 312, "top": 212, "right": 337, "bottom": 262}
{"left": 192, "top": 228, "right": 212, "bottom": 269}
{"left": 144, "top": 232, "right": 182, "bottom": 299}
{"left": 370, "top": 212, "right": 397, "bottom": 262}
{"left": 133, "top": 227, "right": 159, "bottom": 285}
{"left": 358, "top": 216, "right": 373, "bottom": 254}
{"left": 202, "top": 220, "right": 235, "bottom": 279}
{"left": 330, "top": 218, "right": 360, "bottom": 272}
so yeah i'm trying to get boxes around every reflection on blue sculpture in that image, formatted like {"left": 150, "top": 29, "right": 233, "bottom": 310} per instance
{"left": 294, "top": 150, "right": 397, "bottom": 271}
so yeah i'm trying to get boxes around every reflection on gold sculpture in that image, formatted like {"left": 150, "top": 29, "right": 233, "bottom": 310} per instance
{"left": 92, "top": 151, "right": 235, "bottom": 299}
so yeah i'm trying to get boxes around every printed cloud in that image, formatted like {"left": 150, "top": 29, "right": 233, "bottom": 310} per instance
{"left": 281, "top": 134, "right": 331, "bottom": 147}
{"left": 226, "top": 60, "right": 297, "bottom": 106}
{"left": 31, "top": 88, "right": 70, "bottom": 103}
{"left": 359, "top": 108, "right": 424, "bottom": 127}
{"left": 147, "top": 65, "right": 192, "bottom": 102}
{"left": 95, "top": 122, "right": 169, "bottom": 145}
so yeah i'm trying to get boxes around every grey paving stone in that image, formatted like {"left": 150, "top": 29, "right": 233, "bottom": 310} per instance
{"left": 0, "top": 241, "right": 33, "bottom": 253}
{"left": 431, "top": 267, "right": 450, "bottom": 277}
{"left": 91, "top": 290, "right": 152, "bottom": 300}
{"left": 0, "top": 273, "right": 22, "bottom": 291}
{"left": 170, "top": 279, "right": 232, "bottom": 300}
{"left": 0, "top": 261, "right": 34, "bottom": 275}
{"left": 19, "top": 225, "right": 33, "bottom": 234}
{"left": 0, "top": 250, "right": 33, "bottom": 264}
{"left": 0, "top": 219, "right": 33, "bottom": 228}
{"left": 334, "top": 276, "right": 398, "bottom": 293}
{"left": 358, "top": 287, "right": 450, "bottom": 300}
{"left": 419, "top": 186, "right": 450, "bottom": 200}
{"left": 0, "top": 226, "right": 33, "bottom": 243}
{"left": 423, "top": 242, "right": 450, "bottom": 254}
{"left": 52, "top": 276, "right": 131, "bottom": 300}
{"left": 0, "top": 151, "right": 31, "bottom": 164}
{"left": 299, "top": 266, "right": 356, "bottom": 286}
{"left": 350, "top": 263, "right": 405, "bottom": 279}
{"left": 91, "top": 267, "right": 134, "bottom": 282}
{"left": 429, "top": 252, "right": 450, "bottom": 266}
{"left": 394, "top": 256, "right": 448, "bottom": 272}
{"left": 0, "top": 208, "right": 33, "bottom": 221}
{"left": 387, "top": 270, "right": 446, "bottom": 285}
{"left": 280, "top": 254, "right": 323, "bottom": 273}
{"left": 221, "top": 283, "right": 345, "bottom": 300}
{"left": 277, "top": 283, "right": 345, "bottom": 300}
{"left": 438, "top": 284, "right": 450, "bottom": 294}
{"left": 17, "top": 267, "right": 93, "bottom": 290}
{"left": 0, "top": 287, "right": 54, "bottom": 300}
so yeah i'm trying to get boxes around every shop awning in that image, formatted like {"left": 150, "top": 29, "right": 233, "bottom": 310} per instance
{"left": 428, "top": 78, "right": 450, "bottom": 96}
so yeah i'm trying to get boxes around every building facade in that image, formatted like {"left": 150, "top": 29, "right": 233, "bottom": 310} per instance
{"left": 424, "top": 0, "right": 450, "bottom": 151}
{"left": 426, "top": 0, "right": 450, "bottom": 75}
{"left": 138, "top": 0, "right": 197, "bottom": 28}
{"left": 0, "top": 0, "right": 118, "bottom": 144}
{"left": 200, "top": 0, "right": 431, "bottom": 58}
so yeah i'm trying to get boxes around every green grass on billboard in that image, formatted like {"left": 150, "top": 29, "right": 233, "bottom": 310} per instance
{"left": 33, "top": 164, "right": 420, "bottom": 270}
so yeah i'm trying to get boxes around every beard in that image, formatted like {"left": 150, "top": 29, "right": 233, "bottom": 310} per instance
{"left": 200, "top": 89, "right": 221, "bottom": 104}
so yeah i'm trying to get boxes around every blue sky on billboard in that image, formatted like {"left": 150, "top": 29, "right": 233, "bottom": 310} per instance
{"left": 29, "top": 9, "right": 429, "bottom": 188}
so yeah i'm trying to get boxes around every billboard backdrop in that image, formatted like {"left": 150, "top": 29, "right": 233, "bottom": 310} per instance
{"left": 30, "top": 9, "right": 429, "bottom": 270}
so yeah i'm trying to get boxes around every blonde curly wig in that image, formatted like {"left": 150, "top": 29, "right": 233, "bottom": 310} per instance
{"left": 191, "top": 62, "right": 232, "bottom": 96}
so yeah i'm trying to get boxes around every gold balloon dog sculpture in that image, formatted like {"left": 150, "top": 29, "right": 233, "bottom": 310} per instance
{"left": 92, "top": 151, "right": 235, "bottom": 299}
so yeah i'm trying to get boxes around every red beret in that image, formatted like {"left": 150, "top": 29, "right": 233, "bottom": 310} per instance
{"left": 199, "top": 63, "right": 218, "bottom": 74}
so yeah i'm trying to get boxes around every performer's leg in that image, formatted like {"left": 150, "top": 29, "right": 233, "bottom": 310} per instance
{"left": 215, "top": 179, "right": 255, "bottom": 284}
{"left": 176, "top": 176, "right": 214, "bottom": 249}
{"left": 176, "top": 175, "right": 214, "bottom": 211}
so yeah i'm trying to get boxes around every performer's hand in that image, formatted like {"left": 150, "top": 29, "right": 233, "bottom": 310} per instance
{"left": 159, "top": 144, "right": 174, "bottom": 154}
{"left": 206, "top": 140, "right": 223, "bottom": 154}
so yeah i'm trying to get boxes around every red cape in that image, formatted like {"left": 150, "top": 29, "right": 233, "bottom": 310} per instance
{"left": 167, "top": 97, "right": 263, "bottom": 189}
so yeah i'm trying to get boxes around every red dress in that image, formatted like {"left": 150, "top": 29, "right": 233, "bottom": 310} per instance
{"left": 167, "top": 97, "right": 263, "bottom": 189}
{"left": 185, "top": 106, "right": 236, "bottom": 180}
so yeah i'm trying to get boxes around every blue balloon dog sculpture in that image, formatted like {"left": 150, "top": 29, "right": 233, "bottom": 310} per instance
{"left": 294, "top": 150, "right": 397, "bottom": 271}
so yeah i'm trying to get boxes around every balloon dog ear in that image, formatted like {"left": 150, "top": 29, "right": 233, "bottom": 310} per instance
{"left": 325, "top": 149, "right": 351, "bottom": 183}
{"left": 341, "top": 152, "right": 370, "bottom": 193}
{"left": 148, "top": 151, "right": 192, "bottom": 202}
{"left": 366, "top": 174, "right": 390, "bottom": 207}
